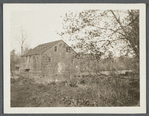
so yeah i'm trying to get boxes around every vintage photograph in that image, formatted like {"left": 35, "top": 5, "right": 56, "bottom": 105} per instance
{"left": 4, "top": 4, "right": 146, "bottom": 113}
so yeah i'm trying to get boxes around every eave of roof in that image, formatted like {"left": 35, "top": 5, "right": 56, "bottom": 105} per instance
{"left": 22, "top": 40, "right": 62, "bottom": 57}
{"left": 21, "top": 39, "right": 79, "bottom": 57}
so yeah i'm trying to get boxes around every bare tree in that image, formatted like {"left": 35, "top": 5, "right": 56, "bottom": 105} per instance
{"left": 60, "top": 10, "right": 139, "bottom": 55}
{"left": 16, "top": 26, "right": 31, "bottom": 55}
{"left": 59, "top": 9, "right": 139, "bottom": 73}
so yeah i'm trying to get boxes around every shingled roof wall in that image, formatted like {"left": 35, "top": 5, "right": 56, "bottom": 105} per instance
{"left": 22, "top": 40, "right": 62, "bottom": 57}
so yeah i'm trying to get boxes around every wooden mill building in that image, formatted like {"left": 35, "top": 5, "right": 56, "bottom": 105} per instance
{"left": 20, "top": 40, "right": 80, "bottom": 82}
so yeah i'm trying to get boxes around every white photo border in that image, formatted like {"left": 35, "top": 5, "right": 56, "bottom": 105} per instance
{"left": 3, "top": 3, "right": 146, "bottom": 114}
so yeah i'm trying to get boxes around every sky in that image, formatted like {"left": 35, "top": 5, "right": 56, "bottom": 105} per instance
{"left": 10, "top": 6, "right": 66, "bottom": 53}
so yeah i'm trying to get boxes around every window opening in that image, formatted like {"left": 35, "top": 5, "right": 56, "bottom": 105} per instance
{"left": 55, "top": 46, "right": 57, "bottom": 52}
{"left": 66, "top": 47, "right": 70, "bottom": 52}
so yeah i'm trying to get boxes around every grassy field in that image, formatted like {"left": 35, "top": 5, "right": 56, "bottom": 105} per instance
{"left": 11, "top": 74, "right": 140, "bottom": 107}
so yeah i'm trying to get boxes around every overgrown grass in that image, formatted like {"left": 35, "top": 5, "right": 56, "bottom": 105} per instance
{"left": 11, "top": 74, "right": 139, "bottom": 107}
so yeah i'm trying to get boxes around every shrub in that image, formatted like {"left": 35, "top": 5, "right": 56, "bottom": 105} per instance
{"left": 79, "top": 75, "right": 90, "bottom": 84}
{"left": 92, "top": 76, "right": 139, "bottom": 106}
{"left": 69, "top": 78, "right": 78, "bottom": 87}
{"left": 50, "top": 81, "right": 56, "bottom": 85}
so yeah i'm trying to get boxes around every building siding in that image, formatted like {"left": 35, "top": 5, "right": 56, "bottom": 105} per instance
{"left": 41, "top": 41, "right": 79, "bottom": 81}
{"left": 21, "top": 40, "right": 80, "bottom": 82}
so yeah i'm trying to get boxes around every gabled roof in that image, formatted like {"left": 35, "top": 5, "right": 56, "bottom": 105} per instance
{"left": 22, "top": 40, "right": 62, "bottom": 57}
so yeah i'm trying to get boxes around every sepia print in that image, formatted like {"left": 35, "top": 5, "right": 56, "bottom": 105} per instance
{"left": 4, "top": 4, "right": 146, "bottom": 113}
